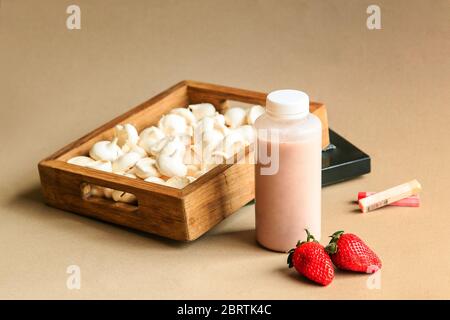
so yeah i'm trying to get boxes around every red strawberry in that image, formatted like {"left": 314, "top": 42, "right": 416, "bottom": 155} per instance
{"left": 287, "top": 230, "right": 334, "bottom": 286}
{"left": 325, "top": 231, "right": 382, "bottom": 273}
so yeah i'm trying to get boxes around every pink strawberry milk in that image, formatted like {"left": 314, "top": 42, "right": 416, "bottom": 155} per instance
{"left": 254, "top": 90, "right": 322, "bottom": 252}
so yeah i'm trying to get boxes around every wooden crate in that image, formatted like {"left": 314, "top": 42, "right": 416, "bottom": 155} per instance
{"left": 38, "top": 81, "right": 329, "bottom": 241}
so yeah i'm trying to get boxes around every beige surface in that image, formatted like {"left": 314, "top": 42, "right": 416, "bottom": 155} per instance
{"left": 1, "top": 0, "right": 449, "bottom": 299}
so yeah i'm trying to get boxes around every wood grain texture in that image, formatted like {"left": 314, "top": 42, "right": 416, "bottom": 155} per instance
{"left": 184, "top": 162, "right": 255, "bottom": 240}
{"left": 38, "top": 81, "right": 330, "bottom": 241}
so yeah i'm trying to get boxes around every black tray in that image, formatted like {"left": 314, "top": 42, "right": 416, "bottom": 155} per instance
{"left": 322, "top": 129, "right": 370, "bottom": 186}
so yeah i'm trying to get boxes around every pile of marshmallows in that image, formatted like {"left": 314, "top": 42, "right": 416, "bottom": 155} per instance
{"left": 67, "top": 103, "right": 265, "bottom": 203}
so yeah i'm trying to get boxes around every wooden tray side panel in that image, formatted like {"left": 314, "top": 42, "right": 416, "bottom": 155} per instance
{"left": 186, "top": 80, "right": 267, "bottom": 106}
{"left": 183, "top": 162, "right": 255, "bottom": 240}
{"left": 310, "top": 103, "right": 330, "bottom": 148}
{"left": 38, "top": 161, "right": 189, "bottom": 240}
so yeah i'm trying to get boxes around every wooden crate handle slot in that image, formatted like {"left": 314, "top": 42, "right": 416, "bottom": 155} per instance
{"left": 80, "top": 181, "right": 139, "bottom": 213}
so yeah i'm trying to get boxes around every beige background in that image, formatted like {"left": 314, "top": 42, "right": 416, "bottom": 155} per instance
{"left": 1, "top": 0, "right": 449, "bottom": 299}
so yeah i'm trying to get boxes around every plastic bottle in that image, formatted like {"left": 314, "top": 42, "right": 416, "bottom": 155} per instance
{"left": 254, "top": 89, "right": 322, "bottom": 252}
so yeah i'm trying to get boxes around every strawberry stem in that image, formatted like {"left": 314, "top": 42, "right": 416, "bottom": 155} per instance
{"left": 330, "top": 230, "right": 344, "bottom": 240}
{"left": 287, "top": 248, "right": 295, "bottom": 268}
{"left": 325, "top": 242, "right": 337, "bottom": 254}
{"left": 325, "top": 230, "right": 344, "bottom": 255}
{"left": 305, "top": 229, "right": 317, "bottom": 242}
{"left": 305, "top": 229, "right": 313, "bottom": 242}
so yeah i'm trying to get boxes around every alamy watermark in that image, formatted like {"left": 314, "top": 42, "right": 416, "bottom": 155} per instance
{"left": 366, "top": 265, "right": 382, "bottom": 289}
{"left": 367, "top": 5, "right": 381, "bottom": 30}
{"left": 182, "top": 127, "right": 280, "bottom": 175}
{"left": 66, "top": 265, "right": 81, "bottom": 290}
{"left": 66, "top": 5, "right": 81, "bottom": 30}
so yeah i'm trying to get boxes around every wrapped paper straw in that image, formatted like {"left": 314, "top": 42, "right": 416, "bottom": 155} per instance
{"left": 358, "top": 180, "right": 422, "bottom": 213}
{"left": 358, "top": 192, "right": 420, "bottom": 207}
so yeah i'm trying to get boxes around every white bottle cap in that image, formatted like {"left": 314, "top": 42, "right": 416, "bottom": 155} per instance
{"left": 266, "top": 89, "right": 309, "bottom": 118}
